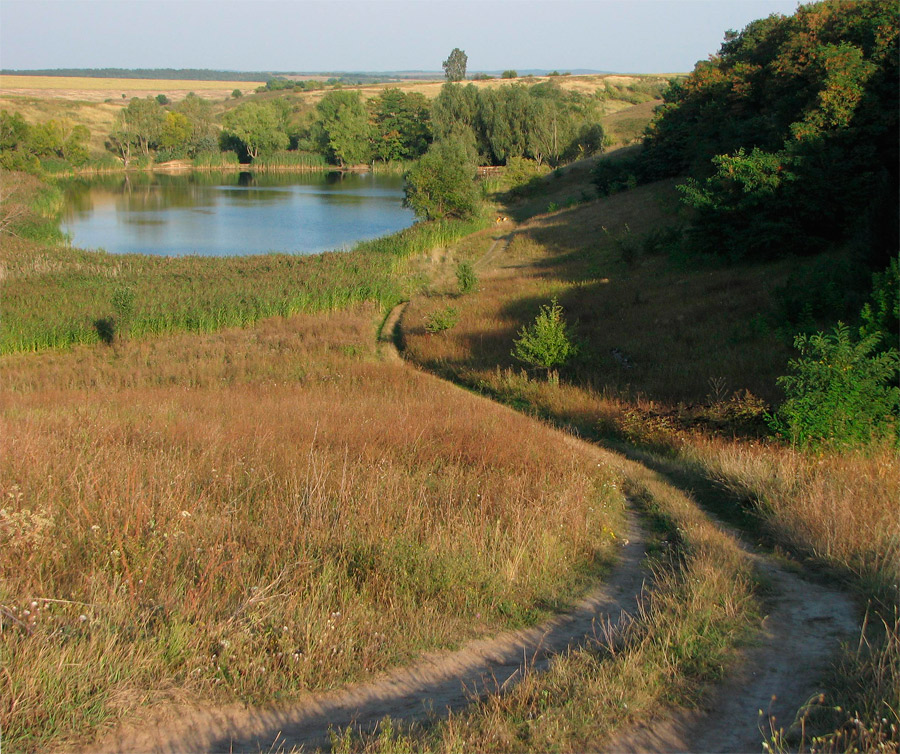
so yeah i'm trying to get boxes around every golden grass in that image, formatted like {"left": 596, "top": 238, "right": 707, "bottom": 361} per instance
{"left": 330, "top": 451, "right": 762, "bottom": 754}
{"left": 0, "top": 75, "right": 263, "bottom": 96}
{"left": 683, "top": 438, "right": 900, "bottom": 600}
{"left": 0, "top": 304, "right": 624, "bottom": 752}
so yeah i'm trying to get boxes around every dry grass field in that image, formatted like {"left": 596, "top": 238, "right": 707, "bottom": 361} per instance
{"left": 403, "top": 177, "right": 899, "bottom": 598}
{"left": 0, "top": 75, "right": 265, "bottom": 102}
{"left": 392, "top": 167, "right": 899, "bottom": 751}
{"left": 0, "top": 304, "right": 626, "bottom": 752}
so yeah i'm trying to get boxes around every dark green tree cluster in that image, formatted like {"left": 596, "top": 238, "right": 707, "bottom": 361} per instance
{"left": 1, "top": 110, "right": 90, "bottom": 172}
{"left": 639, "top": 0, "right": 897, "bottom": 267}
{"left": 432, "top": 80, "right": 603, "bottom": 166}
{"left": 108, "top": 94, "right": 217, "bottom": 164}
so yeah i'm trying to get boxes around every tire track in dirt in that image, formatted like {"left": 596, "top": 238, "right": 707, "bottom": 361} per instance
{"left": 603, "top": 555, "right": 857, "bottom": 754}
{"left": 88, "top": 514, "right": 647, "bottom": 754}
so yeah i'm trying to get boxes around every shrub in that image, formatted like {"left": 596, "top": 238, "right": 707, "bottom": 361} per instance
{"left": 502, "top": 70, "right": 518, "bottom": 79}
{"left": 768, "top": 324, "right": 899, "bottom": 450}
{"left": 232, "top": 89, "right": 242, "bottom": 98}
{"left": 424, "top": 305, "right": 459, "bottom": 333}
{"left": 455, "top": 261, "right": 477, "bottom": 294}
{"left": 112, "top": 286, "right": 136, "bottom": 338}
{"left": 404, "top": 138, "right": 480, "bottom": 221}
{"left": 512, "top": 297, "right": 577, "bottom": 376}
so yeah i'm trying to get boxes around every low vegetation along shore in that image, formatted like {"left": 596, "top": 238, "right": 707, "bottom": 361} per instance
{"left": 2, "top": 2, "right": 898, "bottom": 752}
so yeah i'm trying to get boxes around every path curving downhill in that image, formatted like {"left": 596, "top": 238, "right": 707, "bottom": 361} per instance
{"left": 87, "top": 231, "right": 860, "bottom": 754}
{"left": 88, "top": 514, "right": 648, "bottom": 753}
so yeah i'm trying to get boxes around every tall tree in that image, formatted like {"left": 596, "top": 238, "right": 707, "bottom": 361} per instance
{"left": 443, "top": 48, "right": 468, "bottom": 82}
{"left": 222, "top": 101, "right": 289, "bottom": 160}
{"left": 315, "top": 90, "right": 372, "bottom": 166}
{"left": 404, "top": 136, "right": 479, "bottom": 220}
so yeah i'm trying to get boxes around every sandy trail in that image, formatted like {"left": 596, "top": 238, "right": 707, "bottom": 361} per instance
{"left": 89, "top": 514, "right": 647, "bottom": 754}
{"left": 604, "top": 554, "right": 858, "bottom": 754}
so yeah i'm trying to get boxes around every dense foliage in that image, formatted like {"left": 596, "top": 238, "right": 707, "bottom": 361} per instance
{"left": 0, "top": 110, "right": 90, "bottom": 172}
{"left": 432, "top": 81, "right": 603, "bottom": 166}
{"left": 403, "top": 137, "right": 480, "bottom": 221}
{"left": 768, "top": 324, "right": 899, "bottom": 450}
{"left": 641, "top": 0, "right": 898, "bottom": 267}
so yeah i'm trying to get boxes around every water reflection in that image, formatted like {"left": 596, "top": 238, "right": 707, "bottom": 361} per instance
{"left": 60, "top": 171, "right": 414, "bottom": 256}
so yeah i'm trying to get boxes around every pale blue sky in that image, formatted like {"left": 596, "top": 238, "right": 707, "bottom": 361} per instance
{"left": 1, "top": 0, "right": 801, "bottom": 74}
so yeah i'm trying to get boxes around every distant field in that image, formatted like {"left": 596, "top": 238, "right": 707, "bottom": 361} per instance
{"left": 0, "top": 75, "right": 264, "bottom": 102}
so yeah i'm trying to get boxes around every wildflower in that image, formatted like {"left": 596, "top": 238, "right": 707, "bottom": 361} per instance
{"left": 180, "top": 510, "right": 191, "bottom": 518}
{"left": 91, "top": 524, "right": 100, "bottom": 532}
{"left": 79, "top": 614, "right": 88, "bottom": 622}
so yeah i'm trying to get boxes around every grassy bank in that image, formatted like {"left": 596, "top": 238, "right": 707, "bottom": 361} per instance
{"left": 0, "top": 169, "right": 488, "bottom": 354}
{"left": 0, "top": 305, "right": 626, "bottom": 752}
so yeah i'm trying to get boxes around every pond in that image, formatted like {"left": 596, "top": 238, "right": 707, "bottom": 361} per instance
{"left": 60, "top": 171, "right": 416, "bottom": 256}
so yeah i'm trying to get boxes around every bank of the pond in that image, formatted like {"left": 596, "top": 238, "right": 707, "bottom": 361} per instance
{"left": 0, "top": 213, "right": 490, "bottom": 354}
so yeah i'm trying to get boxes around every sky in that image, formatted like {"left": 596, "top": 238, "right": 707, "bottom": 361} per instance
{"left": 1, "top": 0, "right": 802, "bottom": 74}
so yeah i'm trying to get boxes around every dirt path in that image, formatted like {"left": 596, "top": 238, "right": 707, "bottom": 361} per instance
{"left": 88, "top": 514, "right": 648, "bottom": 754}
{"left": 88, "top": 234, "right": 860, "bottom": 754}
{"left": 604, "top": 554, "right": 857, "bottom": 753}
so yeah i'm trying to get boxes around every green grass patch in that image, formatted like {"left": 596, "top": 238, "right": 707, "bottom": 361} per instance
{"left": 1, "top": 212, "right": 489, "bottom": 354}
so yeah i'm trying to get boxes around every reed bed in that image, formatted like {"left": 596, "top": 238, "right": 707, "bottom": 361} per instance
{"left": 0, "top": 206, "right": 488, "bottom": 354}
{"left": 250, "top": 151, "right": 328, "bottom": 171}
{"left": 0, "top": 305, "right": 624, "bottom": 752}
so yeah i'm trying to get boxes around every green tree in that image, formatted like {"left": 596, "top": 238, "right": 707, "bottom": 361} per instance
{"left": 443, "top": 48, "right": 468, "bottom": 82}
{"left": 371, "top": 89, "right": 431, "bottom": 161}
{"left": 174, "top": 93, "right": 217, "bottom": 155}
{"left": 768, "top": 324, "right": 899, "bottom": 449}
{"left": 158, "top": 111, "right": 193, "bottom": 158}
{"left": 118, "top": 97, "right": 166, "bottom": 156}
{"left": 403, "top": 137, "right": 480, "bottom": 221}
{"left": 222, "top": 101, "right": 289, "bottom": 160}
{"left": 511, "top": 297, "right": 577, "bottom": 377}
{"left": 502, "top": 70, "right": 518, "bottom": 79}
{"left": 315, "top": 90, "right": 372, "bottom": 166}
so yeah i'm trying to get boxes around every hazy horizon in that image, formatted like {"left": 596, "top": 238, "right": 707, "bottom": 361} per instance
{"left": 1, "top": 1, "right": 801, "bottom": 75}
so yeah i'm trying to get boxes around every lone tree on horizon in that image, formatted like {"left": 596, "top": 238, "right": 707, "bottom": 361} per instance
{"left": 443, "top": 48, "right": 468, "bottom": 82}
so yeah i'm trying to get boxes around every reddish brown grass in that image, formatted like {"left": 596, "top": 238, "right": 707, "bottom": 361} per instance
{"left": 0, "top": 305, "right": 623, "bottom": 752}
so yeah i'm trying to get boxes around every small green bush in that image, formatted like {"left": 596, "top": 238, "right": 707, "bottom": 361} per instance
{"left": 424, "top": 305, "right": 459, "bottom": 333}
{"left": 112, "top": 286, "right": 136, "bottom": 338}
{"left": 768, "top": 324, "right": 899, "bottom": 450}
{"left": 512, "top": 297, "right": 577, "bottom": 375}
{"left": 455, "top": 261, "right": 477, "bottom": 294}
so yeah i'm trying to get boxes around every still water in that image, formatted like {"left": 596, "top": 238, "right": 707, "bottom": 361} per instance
{"left": 60, "top": 171, "right": 416, "bottom": 256}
